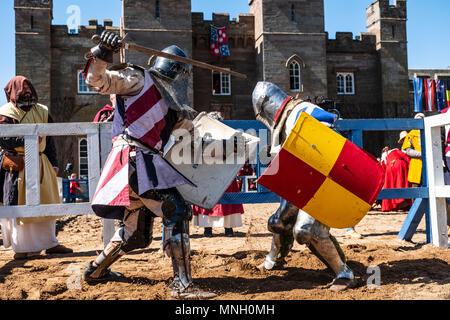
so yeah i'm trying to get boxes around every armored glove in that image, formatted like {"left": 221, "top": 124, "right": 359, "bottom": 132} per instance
{"left": 90, "top": 31, "right": 123, "bottom": 63}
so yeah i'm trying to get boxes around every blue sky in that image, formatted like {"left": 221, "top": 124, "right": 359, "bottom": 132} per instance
{"left": 1, "top": 0, "right": 449, "bottom": 106}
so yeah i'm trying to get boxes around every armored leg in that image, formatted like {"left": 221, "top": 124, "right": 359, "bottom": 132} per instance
{"left": 161, "top": 189, "right": 216, "bottom": 299}
{"left": 83, "top": 206, "right": 154, "bottom": 284}
{"left": 263, "top": 199, "right": 298, "bottom": 270}
{"left": 293, "top": 210, "right": 355, "bottom": 291}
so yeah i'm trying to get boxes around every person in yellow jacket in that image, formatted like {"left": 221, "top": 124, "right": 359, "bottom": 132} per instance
{"left": 0, "top": 76, "right": 72, "bottom": 260}
{"left": 400, "top": 113, "right": 424, "bottom": 186}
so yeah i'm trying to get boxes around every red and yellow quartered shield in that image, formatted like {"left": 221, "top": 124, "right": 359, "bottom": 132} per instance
{"left": 258, "top": 112, "right": 385, "bottom": 228}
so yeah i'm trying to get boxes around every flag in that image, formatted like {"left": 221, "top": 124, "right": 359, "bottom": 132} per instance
{"left": 210, "top": 25, "right": 231, "bottom": 57}
{"left": 446, "top": 80, "right": 450, "bottom": 108}
{"left": 257, "top": 112, "right": 385, "bottom": 228}
{"left": 436, "top": 79, "right": 447, "bottom": 111}
{"left": 413, "top": 77, "right": 424, "bottom": 112}
{"left": 423, "top": 78, "right": 435, "bottom": 112}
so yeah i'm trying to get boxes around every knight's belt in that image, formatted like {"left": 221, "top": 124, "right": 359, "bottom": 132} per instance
{"left": 113, "top": 135, "right": 162, "bottom": 155}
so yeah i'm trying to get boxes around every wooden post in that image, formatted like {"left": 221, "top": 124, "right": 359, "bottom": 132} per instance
{"left": 119, "top": 1, "right": 125, "bottom": 63}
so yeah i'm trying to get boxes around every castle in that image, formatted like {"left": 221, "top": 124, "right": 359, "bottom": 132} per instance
{"left": 14, "top": 0, "right": 411, "bottom": 177}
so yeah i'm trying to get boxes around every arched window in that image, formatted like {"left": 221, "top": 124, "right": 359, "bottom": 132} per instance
{"left": 79, "top": 138, "right": 88, "bottom": 179}
{"left": 289, "top": 61, "right": 301, "bottom": 91}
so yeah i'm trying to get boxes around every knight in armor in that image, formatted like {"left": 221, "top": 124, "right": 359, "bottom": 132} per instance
{"left": 252, "top": 81, "right": 356, "bottom": 291}
{"left": 81, "top": 31, "right": 215, "bottom": 299}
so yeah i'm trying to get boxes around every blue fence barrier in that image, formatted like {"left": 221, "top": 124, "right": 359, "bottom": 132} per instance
{"left": 62, "top": 179, "right": 89, "bottom": 203}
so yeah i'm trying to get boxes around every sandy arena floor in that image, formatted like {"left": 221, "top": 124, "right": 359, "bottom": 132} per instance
{"left": 0, "top": 203, "right": 449, "bottom": 300}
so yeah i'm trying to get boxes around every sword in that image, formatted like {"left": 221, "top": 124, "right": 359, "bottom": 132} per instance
{"left": 91, "top": 35, "right": 247, "bottom": 79}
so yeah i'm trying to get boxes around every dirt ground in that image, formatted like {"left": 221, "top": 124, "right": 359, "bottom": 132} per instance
{"left": 0, "top": 203, "right": 449, "bottom": 300}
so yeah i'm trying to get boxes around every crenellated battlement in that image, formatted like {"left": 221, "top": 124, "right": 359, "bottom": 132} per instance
{"left": 327, "top": 32, "right": 377, "bottom": 53}
{"left": 367, "top": 0, "right": 407, "bottom": 23}
{"left": 192, "top": 13, "right": 255, "bottom": 50}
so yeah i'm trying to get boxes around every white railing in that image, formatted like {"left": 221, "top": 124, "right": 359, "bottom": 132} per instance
{"left": 1, "top": 119, "right": 448, "bottom": 248}
{"left": 424, "top": 112, "right": 450, "bottom": 248}
{"left": 0, "top": 122, "right": 115, "bottom": 245}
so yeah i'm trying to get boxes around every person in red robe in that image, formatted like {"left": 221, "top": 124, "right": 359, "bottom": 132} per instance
{"left": 93, "top": 94, "right": 116, "bottom": 123}
{"left": 380, "top": 142, "right": 412, "bottom": 212}
{"left": 193, "top": 178, "right": 244, "bottom": 237}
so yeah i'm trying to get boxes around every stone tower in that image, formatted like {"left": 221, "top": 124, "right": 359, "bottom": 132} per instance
{"left": 367, "top": 0, "right": 409, "bottom": 118}
{"left": 249, "top": 0, "right": 328, "bottom": 99}
{"left": 15, "top": 0, "right": 53, "bottom": 108}
{"left": 122, "top": 0, "right": 192, "bottom": 67}
{"left": 122, "top": 0, "right": 193, "bottom": 103}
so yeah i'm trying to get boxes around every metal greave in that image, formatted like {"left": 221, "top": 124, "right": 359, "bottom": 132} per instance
{"left": 264, "top": 199, "right": 298, "bottom": 269}
{"left": 293, "top": 210, "right": 353, "bottom": 280}
{"left": 164, "top": 220, "right": 193, "bottom": 291}
{"left": 90, "top": 241, "right": 125, "bottom": 278}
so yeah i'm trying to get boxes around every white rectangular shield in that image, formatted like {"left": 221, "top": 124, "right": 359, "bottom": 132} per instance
{"left": 164, "top": 113, "right": 260, "bottom": 209}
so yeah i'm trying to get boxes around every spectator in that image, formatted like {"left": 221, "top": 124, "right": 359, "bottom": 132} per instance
{"left": 0, "top": 76, "right": 72, "bottom": 259}
{"left": 380, "top": 141, "right": 412, "bottom": 212}
{"left": 193, "top": 178, "right": 244, "bottom": 237}
{"left": 401, "top": 113, "right": 424, "bottom": 186}
{"left": 69, "top": 173, "right": 80, "bottom": 203}
{"left": 93, "top": 94, "right": 116, "bottom": 123}
{"left": 237, "top": 162, "right": 254, "bottom": 191}
{"left": 192, "top": 111, "right": 244, "bottom": 237}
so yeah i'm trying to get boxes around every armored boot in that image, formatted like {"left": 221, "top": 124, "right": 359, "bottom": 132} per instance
{"left": 261, "top": 199, "right": 298, "bottom": 270}
{"left": 164, "top": 224, "right": 217, "bottom": 299}
{"left": 309, "top": 236, "right": 356, "bottom": 291}
{"left": 83, "top": 240, "right": 125, "bottom": 284}
{"left": 294, "top": 210, "right": 355, "bottom": 291}
{"left": 162, "top": 191, "right": 217, "bottom": 299}
{"left": 262, "top": 231, "right": 294, "bottom": 270}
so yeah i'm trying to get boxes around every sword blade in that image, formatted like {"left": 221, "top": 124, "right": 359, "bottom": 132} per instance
{"left": 124, "top": 43, "right": 247, "bottom": 79}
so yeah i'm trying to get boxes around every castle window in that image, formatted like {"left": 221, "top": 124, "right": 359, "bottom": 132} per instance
{"left": 155, "top": 0, "right": 160, "bottom": 20}
{"left": 337, "top": 72, "right": 355, "bottom": 95}
{"left": 78, "top": 138, "right": 88, "bottom": 179}
{"left": 212, "top": 70, "right": 231, "bottom": 96}
{"left": 78, "top": 71, "right": 98, "bottom": 94}
{"left": 289, "top": 61, "right": 301, "bottom": 92}
{"left": 30, "top": 15, "right": 34, "bottom": 29}
{"left": 291, "top": 4, "right": 296, "bottom": 23}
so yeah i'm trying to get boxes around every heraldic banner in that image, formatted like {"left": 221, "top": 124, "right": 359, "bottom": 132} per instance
{"left": 258, "top": 112, "right": 385, "bottom": 228}
{"left": 210, "top": 25, "right": 231, "bottom": 57}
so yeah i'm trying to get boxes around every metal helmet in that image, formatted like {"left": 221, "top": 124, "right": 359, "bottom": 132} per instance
{"left": 252, "top": 81, "right": 290, "bottom": 128}
{"left": 150, "top": 45, "right": 191, "bottom": 81}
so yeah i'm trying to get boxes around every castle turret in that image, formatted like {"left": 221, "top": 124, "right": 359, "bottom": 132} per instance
{"left": 249, "top": 0, "right": 327, "bottom": 99}
{"left": 367, "top": 0, "right": 409, "bottom": 118}
{"left": 15, "top": 0, "right": 53, "bottom": 107}
{"left": 123, "top": 0, "right": 193, "bottom": 67}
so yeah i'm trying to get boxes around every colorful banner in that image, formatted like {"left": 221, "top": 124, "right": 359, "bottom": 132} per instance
{"left": 210, "top": 25, "right": 231, "bottom": 57}
{"left": 446, "top": 80, "right": 450, "bottom": 108}
{"left": 436, "top": 79, "right": 447, "bottom": 111}
{"left": 258, "top": 112, "right": 385, "bottom": 228}
{"left": 413, "top": 77, "right": 424, "bottom": 112}
{"left": 424, "top": 78, "right": 435, "bottom": 112}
